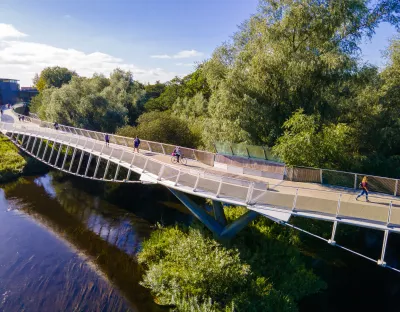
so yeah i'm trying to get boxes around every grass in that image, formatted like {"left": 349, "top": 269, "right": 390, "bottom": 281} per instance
{"left": 0, "top": 134, "right": 27, "bottom": 182}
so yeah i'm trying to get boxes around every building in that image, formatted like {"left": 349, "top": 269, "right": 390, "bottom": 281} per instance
{"left": 0, "top": 79, "right": 38, "bottom": 105}
{"left": 0, "top": 78, "right": 20, "bottom": 105}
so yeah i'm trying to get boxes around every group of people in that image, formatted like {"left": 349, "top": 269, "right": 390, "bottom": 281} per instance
{"left": 104, "top": 134, "right": 142, "bottom": 153}
{"left": 103, "top": 133, "right": 182, "bottom": 162}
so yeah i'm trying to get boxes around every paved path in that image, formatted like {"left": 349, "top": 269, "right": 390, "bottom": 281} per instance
{"left": 2, "top": 107, "right": 400, "bottom": 232}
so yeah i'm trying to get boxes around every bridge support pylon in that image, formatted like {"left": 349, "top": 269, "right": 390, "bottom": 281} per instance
{"left": 168, "top": 188, "right": 258, "bottom": 240}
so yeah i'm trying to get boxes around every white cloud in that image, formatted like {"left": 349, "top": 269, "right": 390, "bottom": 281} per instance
{"left": 0, "top": 24, "right": 27, "bottom": 39}
{"left": 151, "top": 49, "right": 203, "bottom": 59}
{"left": 175, "top": 62, "right": 195, "bottom": 67}
{"left": 151, "top": 54, "right": 171, "bottom": 59}
{"left": 0, "top": 23, "right": 179, "bottom": 86}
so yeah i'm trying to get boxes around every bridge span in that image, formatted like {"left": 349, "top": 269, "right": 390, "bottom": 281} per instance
{"left": 1, "top": 107, "right": 400, "bottom": 272}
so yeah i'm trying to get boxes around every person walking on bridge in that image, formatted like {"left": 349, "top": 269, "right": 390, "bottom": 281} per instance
{"left": 134, "top": 136, "right": 141, "bottom": 153}
{"left": 105, "top": 134, "right": 110, "bottom": 147}
{"left": 356, "top": 176, "right": 369, "bottom": 202}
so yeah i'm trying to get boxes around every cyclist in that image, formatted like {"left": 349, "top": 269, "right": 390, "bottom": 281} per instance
{"left": 173, "top": 146, "right": 181, "bottom": 163}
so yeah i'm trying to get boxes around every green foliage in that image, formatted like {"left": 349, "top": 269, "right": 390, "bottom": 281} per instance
{"left": 0, "top": 135, "right": 27, "bottom": 182}
{"left": 138, "top": 207, "right": 326, "bottom": 311}
{"left": 116, "top": 125, "right": 137, "bottom": 138}
{"left": 134, "top": 111, "right": 200, "bottom": 147}
{"left": 272, "top": 109, "right": 356, "bottom": 168}
{"left": 34, "top": 66, "right": 77, "bottom": 91}
{"left": 35, "top": 70, "right": 141, "bottom": 133}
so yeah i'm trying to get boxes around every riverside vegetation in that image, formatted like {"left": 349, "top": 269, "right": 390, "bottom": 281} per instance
{"left": 9, "top": 0, "right": 400, "bottom": 310}
{"left": 138, "top": 207, "right": 326, "bottom": 312}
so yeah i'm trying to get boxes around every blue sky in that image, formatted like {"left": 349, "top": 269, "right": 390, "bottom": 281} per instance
{"left": 0, "top": 0, "right": 398, "bottom": 86}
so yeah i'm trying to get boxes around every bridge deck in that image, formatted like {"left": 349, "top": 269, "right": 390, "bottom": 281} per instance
{"left": 2, "top": 107, "right": 400, "bottom": 233}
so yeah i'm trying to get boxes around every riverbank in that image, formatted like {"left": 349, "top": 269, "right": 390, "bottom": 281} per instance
{"left": 0, "top": 134, "right": 49, "bottom": 183}
{"left": 0, "top": 134, "right": 26, "bottom": 182}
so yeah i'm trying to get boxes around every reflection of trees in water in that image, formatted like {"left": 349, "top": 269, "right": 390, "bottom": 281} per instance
{"left": 3, "top": 175, "right": 167, "bottom": 312}
{"left": 51, "top": 178, "right": 150, "bottom": 255}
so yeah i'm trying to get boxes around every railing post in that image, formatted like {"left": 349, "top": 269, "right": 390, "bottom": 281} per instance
{"left": 193, "top": 173, "right": 200, "bottom": 192}
{"left": 246, "top": 182, "right": 255, "bottom": 204}
{"left": 93, "top": 156, "right": 101, "bottom": 178}
{"left": 125, "top": 154, "right": 136, "bottom": 181}
{"left": 320, "top": 169, "right": 323, "bottom": 184}
{"left": 76, "top": 150, "right": 85, "bottom": 174}
{"left": 216, "top": 179, "right": 223, "bottom": 198}
{"left": 103, "top": 160, "right": 110, "bottom": 179}
{"left": 55, "top": 144, "right": 63, "bottom": 167}
{"left": 292, "top": 188, "right": 299, "bottom": 211}
{"left": 68, "top": 148, "right": 77, "bottom": 171}
{"left": 36, "top": 138, "right": 43, "bottom": 157}
{"left": 84, "top": 154, "right": 93, "bottom": 176}
{"left": 335, "top": 193, "right": 342, "bottom": 217}
{"left": 114, "top": 164, "right": 121, "bottom": 181}
{"left": 157, "top": 165, "right": 165, "bottom": 181}
{"left": 61, "top": 146, "right": 70, "bottom": 169}
{"left": 394, "top": 180, "right": 398, "bottom": 197}
{"left": 174, "top": 170, "right": 181, "bottom": 186}
{"left": 25, "top": 135, "right": 32, "bottom": 151}
{"left": 48, "top": 141, "right": 56, "bottom": 164}
{"left": 329, "top": 222, "right": 338, "bottom": 245}
{"left": 160, "top": 144, "right": 166, "bottom": 155}
{"left": 21, "top": 134, "right": 26, "bottom": 146}
{"left": 41, "top": 140, "right": 49, "bottom": 160}
{"left": 387, "top": 201, "right": 393, "bottom": 225}
{"left": 31, "top": 137, "right": 38, "bottom": 153}
{"left": 354, "top": 174, "right": 358, "bottom": 189}
{"left": 378, "top": 230, "right": 389, "bottom": 267}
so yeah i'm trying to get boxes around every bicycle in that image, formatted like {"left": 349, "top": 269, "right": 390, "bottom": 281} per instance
{"left": 171, "top": 154, "right": 187, "bottom": 165}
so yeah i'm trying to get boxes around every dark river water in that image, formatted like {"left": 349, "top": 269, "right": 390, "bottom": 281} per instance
{"left": 1, "top": 172, "right": 400, "bottom": 311}
{"left": 0, "top": 173, "right": 191, "bottom": 312}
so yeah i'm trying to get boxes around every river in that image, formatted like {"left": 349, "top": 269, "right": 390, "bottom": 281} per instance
{"left": 0, "top": 172, "right": 400, "bottom": 311}
{"left": 0, "top": 172, "right": 191, "bottom": 312}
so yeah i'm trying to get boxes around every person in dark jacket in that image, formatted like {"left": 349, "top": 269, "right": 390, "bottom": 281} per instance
{"left": 104, "top": 134, "right": 110, "bottom": 147}
{"left": 134, "top": 136, "right": 141, "bottom": 153}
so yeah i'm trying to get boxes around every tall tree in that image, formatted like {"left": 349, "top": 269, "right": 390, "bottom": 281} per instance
{"left": 35, "top": 66, "right": 77, "bottom": 91}
{"left": 201, "top": 0, "right": 400, "bottom": 149}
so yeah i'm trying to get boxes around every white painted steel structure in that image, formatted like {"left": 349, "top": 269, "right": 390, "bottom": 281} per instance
{"left": 1, "top": 108, "right": 400, "bottom": 273}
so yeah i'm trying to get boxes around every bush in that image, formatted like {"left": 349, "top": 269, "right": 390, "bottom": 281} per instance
{"left": 0, "top": 135, "right": 27, "bottom": 182}
{"left": 138, "top": 214, "right": 325, "bottom": 311}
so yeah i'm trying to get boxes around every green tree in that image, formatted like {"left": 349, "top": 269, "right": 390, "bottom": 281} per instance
{"left": 134, "top": 111, "right": 200, "bottom": 147}
{"left": 273, "top": 109, "right": 356, "bottom": 168}
{"left": 35, "top": 66, "right": 77, "bottom": 92}
{"left": 201, "top": 0, "right": 400, "bottom": 148}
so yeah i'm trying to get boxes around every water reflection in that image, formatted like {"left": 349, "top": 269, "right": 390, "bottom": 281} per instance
{"left": 0, "top": 174, "right": 174, "bottom": 312}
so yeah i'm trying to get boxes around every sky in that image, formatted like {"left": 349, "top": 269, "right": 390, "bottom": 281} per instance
{"left": 0, "top": 0, "right": 398, "bottom": 87}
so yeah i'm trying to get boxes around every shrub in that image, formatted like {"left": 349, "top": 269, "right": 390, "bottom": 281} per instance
{"left": 137, "top": 216, "right": 324, "bottom": 311}
{"left": 0, "top": 135, "right": 27, "bottom": 182}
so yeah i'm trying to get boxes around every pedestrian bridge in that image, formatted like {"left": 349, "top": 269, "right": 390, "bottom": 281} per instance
{"left": 1, "top": 107, "right": 400, "bottom": 272}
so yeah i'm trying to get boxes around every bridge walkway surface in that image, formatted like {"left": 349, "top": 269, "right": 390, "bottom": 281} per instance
{"left": 1, "top": 107, "right": 400, "bottom": 271}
